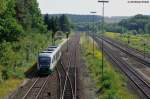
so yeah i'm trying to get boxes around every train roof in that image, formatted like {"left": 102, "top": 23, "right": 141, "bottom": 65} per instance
{"left": 39, "top": 46, "right": 60, "bottom": 58}
{"left": 38, "top": 39, "right": 67, "bottom": 58}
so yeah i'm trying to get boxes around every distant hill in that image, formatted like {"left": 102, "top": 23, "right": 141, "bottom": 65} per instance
{"left": 43, "top": 14, "right": 129, "bottom": 31}
{"left": 105, "top": 16, "right": 129, "bottom": 23}
{"left": 46, "top": 14, "right": 128, "bottom": 24}
{"left": 47, "top": 14, "right": 102, "bottom": 24}
{"left": 45, "top": 14, "right": 128, "bottom": 24}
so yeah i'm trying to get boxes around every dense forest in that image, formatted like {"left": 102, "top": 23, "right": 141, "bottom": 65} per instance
{"left": 47, "top": 14, "right": 102, "bottom": 31}
{"left": 0, "top": 0, "right": 71, "bottom": 82}
{"left": 0, "top": 0, "right": 48, "bottom": 81}
{"left": 104, "top": 14, "right": 150, "bottom": 34}
{"left": 50, "top": 14, "right": 150, "bottom": 35}
{"left": 119, "top": 14, "right": 150, "bottom": 34}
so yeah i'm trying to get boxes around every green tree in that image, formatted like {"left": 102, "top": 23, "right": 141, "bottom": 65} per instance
{"left": 50, "top": 16, "right": 59, "bottom": 45}
{"left": 59, "top": 14, "right": 71, "bottom": 33}
{"left": 15, "top": 0, "right": 46, "bottom": 32}
{"left": 145, "top": 23, "right": 150, "bottom": 34}
{"left": 0, "top": 0, "right": 8, "bottom": 14}
{"left": 0, "top": 18, "right": 24, "bottom": 42}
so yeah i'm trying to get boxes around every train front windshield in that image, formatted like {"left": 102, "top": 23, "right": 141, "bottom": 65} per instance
{"left": 39, "top": 57, "right": 51, "bottom": 68}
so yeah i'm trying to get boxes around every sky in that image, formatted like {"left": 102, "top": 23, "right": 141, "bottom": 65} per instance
{"left": 37, "top": 0, "right": 150, "bottom": 17}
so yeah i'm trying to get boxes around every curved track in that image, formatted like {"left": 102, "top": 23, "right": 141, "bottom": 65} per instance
{"left": 57, "top": 34, "right": 80, "bottom": 99}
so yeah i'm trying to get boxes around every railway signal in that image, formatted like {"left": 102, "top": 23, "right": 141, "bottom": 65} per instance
{"left": 66, "top": 32, "right": 70, "bottom": 52}
{"left": 98, "top": 0, "right": 109, "bottom": 80}
{"left": 87, "top": 14, "right": 90, "bottom": 46}
{"left": 142, "top": 35, "right": 147, "bottom": 59}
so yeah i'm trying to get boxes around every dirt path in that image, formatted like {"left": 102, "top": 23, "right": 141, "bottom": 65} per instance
{"left": 77, "top": 57, "right": 98, "bottom": 99}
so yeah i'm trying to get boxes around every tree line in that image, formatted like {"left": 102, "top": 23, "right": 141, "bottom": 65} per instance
{"left": 68, "top": 14, "right": 150, "bottom": 35}
{"left": 0, "top": 0, "right": 47, "bottom": 42}
{"left": 44, "top": 14, "right": 72, "bottom": 44}
{"left": 105, "top": 14, "right": 150, "bottom": 34}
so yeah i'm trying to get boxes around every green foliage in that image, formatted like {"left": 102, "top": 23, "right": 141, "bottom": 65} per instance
{"left": 119, "top": 14, "right": 150, "bottom": 34}
{"left": 44, "top": 14, "right": 72, "bottom": 33}
{"left": 0, "top": 33, "right": 51, "bottom": 80}
{"left": 15, "top": 0, "right": 47, "bottom": 32}
{"left": 0, "top": 79, "right": 22, "bottom": 99}
{"left": 0, "top": 18, "right": 24, "bottom": 42}
{"left": 0, "top": 0, "right": 8, "bottom": 14}
{"left": 43, "top": 14, "right": 72, "bottom": 44}
{"left": 99, "top": 14, "right": 150, "bottom": 34}
{"left": 104, "top": 32, "right": 150, "bottom": 54}
{"left": 105, "top": 23, "right": 125, "bottom": 33}
{"left": 44, "top": 14, "right": 50, "bottom": 30}
{"left": 59, "top": 14, "right": 71, "bottom": 33}
{"left": 145, "top": 23, "right": 150, "bottom": 34}
{"left": 51, "top": 16, "right": 59, "bottom": 34}
{"left": 0, "top": 0, "right": 52, "bottom": 79}
{"left": 1, "top": 0, "right": 16, "bottom": 18}
{"left": 0, "top": 0, "right": 24, "bottom": 43}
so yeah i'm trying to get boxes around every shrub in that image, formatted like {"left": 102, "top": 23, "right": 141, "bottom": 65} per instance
{"left": 102, "top": 80, "right": 112, "bottom": 89}
{"left": 0, "top": 18, "right": 24, "bottom": 42}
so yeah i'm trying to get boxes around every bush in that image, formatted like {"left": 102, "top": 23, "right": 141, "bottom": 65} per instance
{"left": 102, "top": 80, "right": 112, "bottom": 89}
{"left": 0, "top": 18, "right": 24, "bottom": 42}
{"left": 1, "top": 69, "right": 8, "bottom": 80}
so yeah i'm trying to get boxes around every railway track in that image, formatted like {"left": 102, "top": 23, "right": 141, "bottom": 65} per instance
{"left": 101, "top": 36, "right": 150, "bottom": 66}
{"left": 56, "top": 61, "right": 66, "bottom": 98}
{"left": 12, "top": 34, "right": 79, "bottom": 99}
{"left": 22, "top": 75, "right": 50, "bottom": 99}
{"left": 105, "top": 36, "right": 150, "bottom": 59}
{"left": 104, "top": 44, "right": 150, "bottom": 98}
{"left": 57, "top": 34, "right": 79, "bottom": 99}
{"left": 94, "top": 36, "right": 150, "bottom": 98}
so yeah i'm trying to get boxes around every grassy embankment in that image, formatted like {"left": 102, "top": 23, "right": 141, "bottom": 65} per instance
{"left": 0, "top": 31, "right": 63, "bottom": 99}
{"left": 80, "top": 33, "right": 139, "bottom": 99}
{"left": 104, "top": 32, "right": 150, "bottom": 54}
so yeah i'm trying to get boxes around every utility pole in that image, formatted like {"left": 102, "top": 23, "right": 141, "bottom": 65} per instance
{"left": 87, "top": 14, "right": 90, "bottom": 46}
{"left": 143, "top": 35, "right": 146, "bottom": 59}
{"left": 90, "top": 11, "right": 96, "bottom": 56}
{"left": 98, "top": 0, "right": 109, "bottom": 80}
{"left": 144, "top": 42, "right": 146, "bottom": 58}
{"left": 127, "top": 34, "right": 130, "bottom": 44}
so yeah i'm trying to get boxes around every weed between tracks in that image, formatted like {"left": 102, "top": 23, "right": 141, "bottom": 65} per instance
{"left": 0, "top": 79, "right": 22, "bottom": 99}
{"left": 80, "top": 33, "right": 139, "bottom": 99}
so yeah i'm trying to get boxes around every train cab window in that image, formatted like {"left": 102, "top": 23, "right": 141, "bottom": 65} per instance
{"left": 52, "top": 58, "right": 54, "bottom": 63}
{"left": 39, "top": 57, "right": 51, "bottom": 66}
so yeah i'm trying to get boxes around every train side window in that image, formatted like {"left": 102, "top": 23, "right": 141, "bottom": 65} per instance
{"left": 54, "top": 55, "right": 56, "bottom": 61}
{"left": 57, "top": 52, "right": 58, "bottom": 59}
{"left": 52, "top": 57, "right": 54, "bottom": 63}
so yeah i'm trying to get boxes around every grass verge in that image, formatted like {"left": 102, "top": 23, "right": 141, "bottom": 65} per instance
{"left": 104, "top": 32, "right": 150, "bottom": 54}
